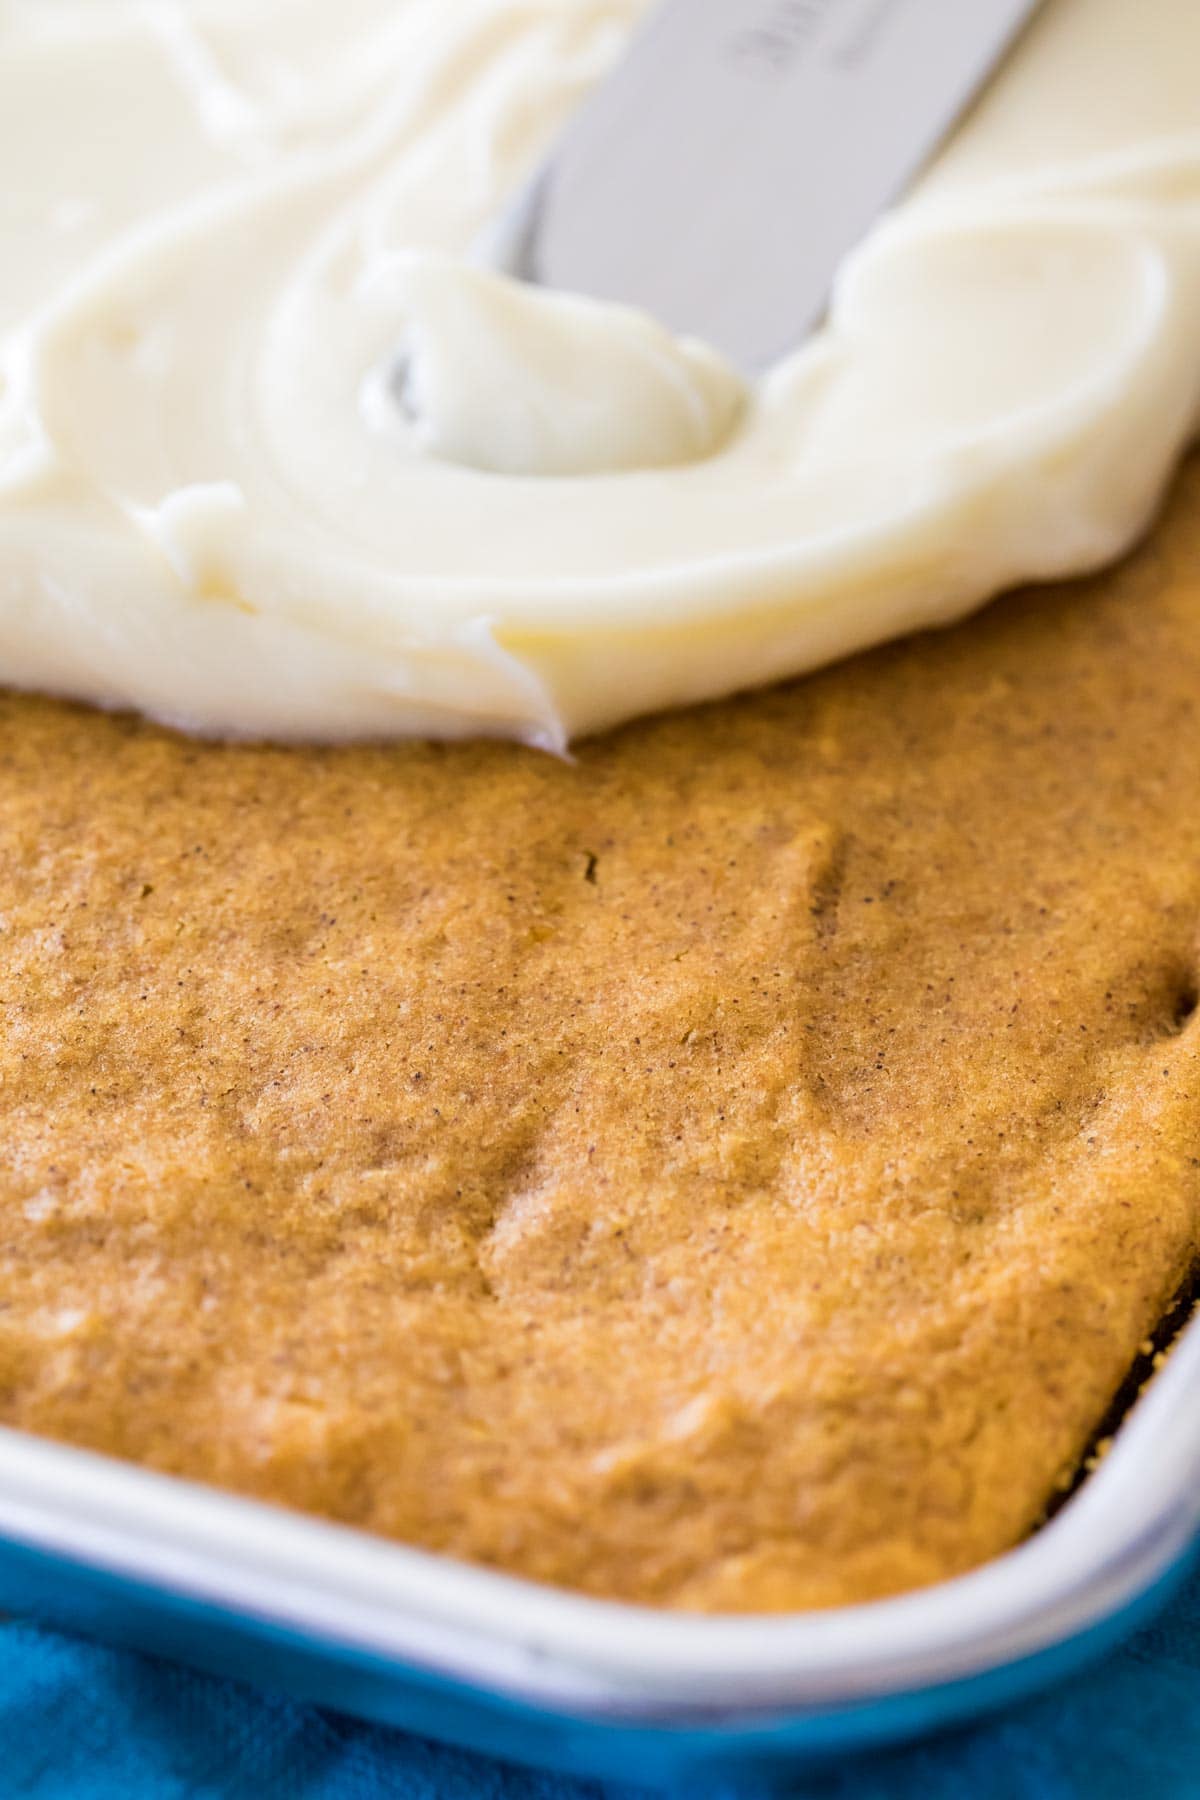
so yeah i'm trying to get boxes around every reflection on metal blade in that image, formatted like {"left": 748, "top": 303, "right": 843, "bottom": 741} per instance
{"left": 509, "top": 0, "right": 1043, "bottom": 372}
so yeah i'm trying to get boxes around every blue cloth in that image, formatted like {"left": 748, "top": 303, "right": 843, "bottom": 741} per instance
{"left": 3, "top": 1573, "right": 1200, "bottom": 1799}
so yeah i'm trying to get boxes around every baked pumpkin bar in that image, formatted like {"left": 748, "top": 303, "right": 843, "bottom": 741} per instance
{"left": 1, "top": 464, "right": 1199, "bottom": 1615}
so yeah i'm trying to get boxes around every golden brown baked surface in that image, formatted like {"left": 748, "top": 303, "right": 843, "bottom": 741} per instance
{"left": 2, "top": 466, "right": 1200, "bottom": 1613}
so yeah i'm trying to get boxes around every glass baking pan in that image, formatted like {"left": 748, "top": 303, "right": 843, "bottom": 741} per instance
{"left": 0, "top": 1305, "right": 1196, "bottom": 1792}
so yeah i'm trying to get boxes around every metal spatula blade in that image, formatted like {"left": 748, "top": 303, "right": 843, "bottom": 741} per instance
{"left": 500, "top": 0, "right": 1044, "bottom": 373}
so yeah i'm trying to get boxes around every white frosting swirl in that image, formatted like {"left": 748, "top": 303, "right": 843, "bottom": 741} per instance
{"left": 1, "top": 0, "right": 1199, "bottom": 747}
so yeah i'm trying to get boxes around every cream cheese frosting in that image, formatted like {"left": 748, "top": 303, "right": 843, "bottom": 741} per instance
{"left": 1, "top": 0, "right": 1199, "bottom": 747}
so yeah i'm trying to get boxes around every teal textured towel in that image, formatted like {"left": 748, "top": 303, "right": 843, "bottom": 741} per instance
{"left": 3, "top": 1571, "right": 1199, "bottom": 1798}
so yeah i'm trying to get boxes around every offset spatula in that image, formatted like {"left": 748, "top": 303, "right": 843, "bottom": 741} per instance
{"left": 490, "top": 0, "right": 1045, "bottom": 373}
